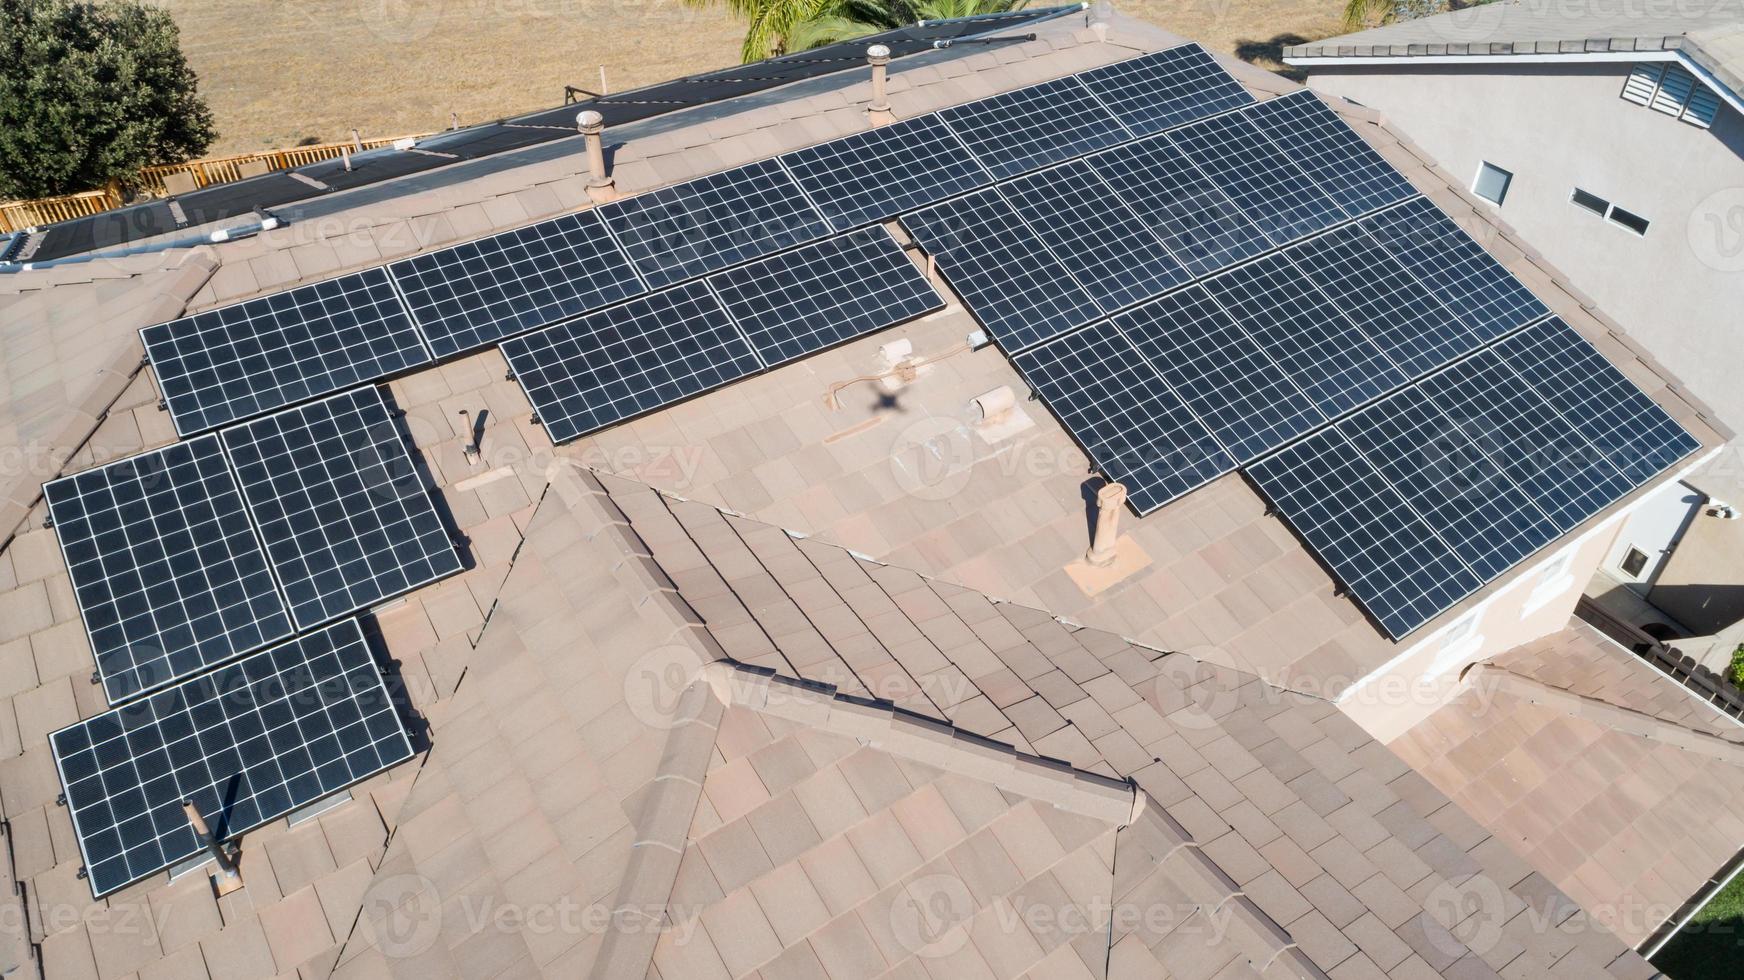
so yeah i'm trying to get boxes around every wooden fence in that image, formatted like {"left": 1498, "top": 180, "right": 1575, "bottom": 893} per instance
{"left": 0, "top": 132, "right": 434, "bottom": 234}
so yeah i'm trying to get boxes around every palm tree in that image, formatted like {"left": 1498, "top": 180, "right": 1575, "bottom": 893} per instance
{"left": 691, "top": 0, "right": 1027, "bottom": 64}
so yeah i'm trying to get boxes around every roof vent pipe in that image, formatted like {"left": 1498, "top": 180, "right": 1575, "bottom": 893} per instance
{"left": 1088, "top": 0, "right": 1110, "bottom": 40}
{"left": 867, "top": 44, "right": 893, "bottom": 121}
{"left": 577, "top": 110, "right": 616, "bottom": 200}
{"left": 1086, "top": 482, "right": 1127, "bottom": 568}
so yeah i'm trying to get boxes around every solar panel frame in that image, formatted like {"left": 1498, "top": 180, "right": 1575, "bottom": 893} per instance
{"left": 1202, "top": 252, "right": 1406, "bottom": 418}
{"left": 1361, "top": 197, "right": 1551, "bottom": 342}
{"left": 1495, "top": 318, "right": 1701, "bottom": 485}
{"left": 938, "top": 75, "right": 1130, "bottom": 179}
{"left": 501, "top": 280, "right": 764, "bottom": 444}
{"left": 1013, "top": 321, "right": 1235, "bottom": 515}
{"left": 387, "top": 209, "right": 645, "bottom": 358}
{"left": 143, "top": 268, "right": 431, "bottom": 436}
{"left": 1166, "top": 111, "right": 1348, "bottom": 246}
{"left": 709, "top": 228, "right": 944, "bottom": 367}
{"left": 1245, "top": 427, "right": 1484, "bottom": 639}
{"left": 221, "top": 386, "right": 463, "bottom": 631}
{"left": 50, "top": 618, "right": 413, "bottom": 897}
{"left": 44, "top": 436, "right": 295, "bottom": 706}
{"left": 1074, "top": 43, "right": 1256, "bottom": 136}
{"left": 1418, "top": 348, "right": 1638, "bottom": 532}
{"left": 1244, "top": 91, "right": 1418, "bottom": 218}
{"left": 899, "top": 188, "right": 1103, "bottom": 352}
{"left": 1113, "top": 287, "right": 1323, "bottom": 462}
{"left": 1285, "top": 223, "right": 1482, "bottom": 376}
{"left": 780, "top": 114, "right": 991, "bottom": 231}
{"left": 597, "top": 158, "right": 831, "bottom": 288}
{"left": 1337, "top": 386, "right": 1561, "bottom": 582}
{"left": 1088, "top": 135, "right": 1272, "bottom": 276}
{"left": 997, "top": 161, "right": 1191, "bottom": 313}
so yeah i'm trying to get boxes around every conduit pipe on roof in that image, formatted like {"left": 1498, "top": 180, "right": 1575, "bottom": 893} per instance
{"left": 0, "top": 213, "right": 281, "bottom": 273}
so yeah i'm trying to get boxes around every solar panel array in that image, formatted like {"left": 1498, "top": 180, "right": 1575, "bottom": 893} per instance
{"left": 51, "top": 619, "right": 413, "bottom": 896}
{"left": 778, "top": 114, "right": 990, "bottom": 231}
{"left": 144, "top": 268, "right": 430, "bottom": 436}
{"left": 939, "top": 75, "right": 1128, "bottom": 179}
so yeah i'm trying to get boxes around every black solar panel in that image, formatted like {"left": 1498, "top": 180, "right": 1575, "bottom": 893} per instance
{"left": 388, "top": 209, "right": 644, "bottom": 358}
{"left": 1075, "top": 43, "right": 1256, "bottom": 136}
{"left": 1339, "top": 386, "right": 1560, "bottom": 582}
{"left": 998, "top": 161, "right": 1190, "bottom": 313}
{"left": 1418, "top": 348, "right": 1636, "bottom": 532}
{"left": 597, "top": 158, "right": 830, "bottom": 288}
{"left": 709, "top": 228, "right": 943, "bottom": 366}
{"left": 900, "top": 188, "right": 1102, "bottom": 351}
{"left": 939, "top": 75, "right": 1128, "bottom": 179}
{"left": 51, "top": 618, "right": 412, "bottom": 897}
{"left": 143, "top": 268, "right": 429, "bottom": 436}
{"left": 781, "top": 114, "right": 989, "bottom": 231}
{"left": 1090, "top": 135, "right": 1271, "bottom": 276}
{"left": 1202, "top": 253, "right": 1405, "bottom": 418}
{"left": 1167, "top": 111, "right": 1347, "bottom": 245}
{"left": 1495, "top": 318, "right": 1701, "bottom": 484}
{"left": 501, "top": 280, "right": 763, "bottom": 443}
{"left": 1113, "top": 288, "right": 1323, "bottom": 462}
{"left": 1286, "top": 224, "right": 1481, "bottom": 376}
{"left": 1014, "top": 321, "right": 1234, "bottom": 514}
{"left": 1245, "top": 91, "right": 1417, "bottom": 218}
{"left": 1361, "top": 197, "right": 1550, "bottom": 342}
{"left": 43, "top": 436, "right": 293, "bottom": 705}
{"left": 1245, "top": 427, "right": 1483, "bottom": 639}
{"left": 222, "top": 386, "right": 462, "bottom": 630}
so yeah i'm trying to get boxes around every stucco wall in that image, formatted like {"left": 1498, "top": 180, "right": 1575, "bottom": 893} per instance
{"left": 1305, "top": 61, "right": 1744, "bottom": 435}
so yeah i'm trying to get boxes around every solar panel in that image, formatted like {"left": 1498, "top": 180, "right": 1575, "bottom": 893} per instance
{"left": 1418, "top": 348, "right": 1636, "bottom": 531}
{"left": 709, "top": 228, "right": 943, "bottom": 367}
{"left": 1243, "top": 91, "right": 1417, "bottom": 217}
{"left": 939, "top": 75, "right": 1128, "bottom": 179}
{"left": 1167, "top": 111, "right": 1347, "bottom": 245}
{"left": 222, "top": 386, "right": 463, "bottom": 630}
{"left": 781, "top": 114, "right": 990, "bottom": 231}
{"left": 597, "top": 158, "right": 830, "bottom": 288}
{"left": 1075, "top": 43, "right": 1256, "bottom": 136}
{"left": 1361, "top": 197, "right": 1550, "bottom": 341}
{"left": 1202, "top": 253, "right": 1405, "bottom": 418}
{"left": 1013, "top": 321, "right": 1234, "bottom": 514}
{"left": 1090, "top": 135, "right": 1271, "bottom": 276}
{"left": 51, "top": 618, "right": 413, "bottom": 897}
{"left": 501, "top": 280, "right": 763, "bottom": 443}
{"left": 143, "top": 268, "right": 430, "bottom": 436}
{"left": 1286, "top": 224, "right": 1481, "bottom": 376}
{"left": 900, "top": 188, "right": 1102, "bottom": 351}
{"left": 1113, "top": 288, "right": 1323, "bottom": 462}
{"left": 1245, "top": 427, "right": 1483, "bottom": 639}
{"left": 1338, "top": 386, "right": 1560, "bottom": 581}
{"left": 998, "top": 161, "right": 1190, "bottom": 313}
{"left": 43, "top": 436, "right": 293, "bottom": 705}
{"left": 387, "top": 209, "right": 644, "bottom": 358}
{"left": 1495, "top": 318, "right": 1701, "bottom": 485}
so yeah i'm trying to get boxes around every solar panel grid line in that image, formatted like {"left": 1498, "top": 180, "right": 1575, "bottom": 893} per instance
{"left": 1072, "top": 42, "right": 1257, "bottom": 136}
{"left": 1244, "top": 427, "right": 1485, "bottom": 639}
{"left": 1334, "top": 386, "right": 1563, "bottom": 583}
{"left": 779, "top": 114, "right": 993, "bottom": 232}
{"left": 1243, "top": 90, "right": 1419, "bottom": 220}
{"left": 378, "top": 266, "right": 440, "bottom": 364}
{"left": 1165, "top": 110, "right": 1349, "bottom": 246}
{"left": 220, "top": 386, "right": 463, "bottom": 630}
{"left": 387, "top": 209, "right": 646, "bottom": 358}
{"left": 143, "top": 268, "right": 432, "bottom": 437}
{"left": 937, "top": 74, "right": 1132, "bottom": 180}
{"left": 1087, "top": 134, "right": 1274, "bottom": 276}
{"left": 51, "top": 618, "right": 414, "bottom": 897}
{"left": 43, "top": 435, "right": 295, "bottom": 706}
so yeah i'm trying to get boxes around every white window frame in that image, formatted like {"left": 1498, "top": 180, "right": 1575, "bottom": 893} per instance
{"left": 1569, "top": 188, "right": 1650, "bottom": 236}
{"left": 1471, "top": 161, "right": 1513, "bottom": 206}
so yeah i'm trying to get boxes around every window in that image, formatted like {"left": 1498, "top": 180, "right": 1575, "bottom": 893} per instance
{"left": 1570, "top": 188, "right": 1651, "bottom": 236}
{"left": 1621, "top": 546, "right": 1651, "bottom": 578}
{"left": 1472, "top": 162, "right": 1513, "bottom": 205}
{"left": 1621, "top": 62, "right": 1721, "bottom": 129}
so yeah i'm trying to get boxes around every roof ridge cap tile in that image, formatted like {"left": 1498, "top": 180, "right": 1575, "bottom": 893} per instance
{"left": 1474, "top": 662, "right": 1744, "bottom": 762}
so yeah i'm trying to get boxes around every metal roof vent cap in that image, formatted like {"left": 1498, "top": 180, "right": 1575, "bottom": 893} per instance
{"left": 867, "top": 44, "right": 893, "bottom": 120}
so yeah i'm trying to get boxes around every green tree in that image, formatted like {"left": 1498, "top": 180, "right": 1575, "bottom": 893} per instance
{"left": 0, "top": 0, "right": 216, "bottom": 199}
{"left": 692, "top": 0, "right": 1026, "bottom": 64}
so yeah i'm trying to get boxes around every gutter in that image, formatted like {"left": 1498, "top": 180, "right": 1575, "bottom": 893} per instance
{"left": 1641, "top": 845, "right": 1744, "bottom": 960}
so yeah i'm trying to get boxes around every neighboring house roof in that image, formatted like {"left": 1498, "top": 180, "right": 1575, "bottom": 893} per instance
{"left": 1391, "top": 622, "right": 1744, "bottom": 949}
{"left": 1283, "top": 0, "right": 1744, "bottom": 103}
{"left": 0, "top": 9, "right": 1737, "bottom": 980}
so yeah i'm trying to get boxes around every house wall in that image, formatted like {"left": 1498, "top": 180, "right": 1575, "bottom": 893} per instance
{"left": 1304, "top": 61, "right": 1744, "bottom": 434}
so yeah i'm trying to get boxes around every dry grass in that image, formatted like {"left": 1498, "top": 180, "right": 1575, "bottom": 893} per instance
{"left": 163, "top": 0, "right": 1346, "bottom": 155}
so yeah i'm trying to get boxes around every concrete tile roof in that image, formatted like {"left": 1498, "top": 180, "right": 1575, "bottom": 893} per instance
{"left": 1391, "top": 621, "right": 1744, "bottom": 948}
